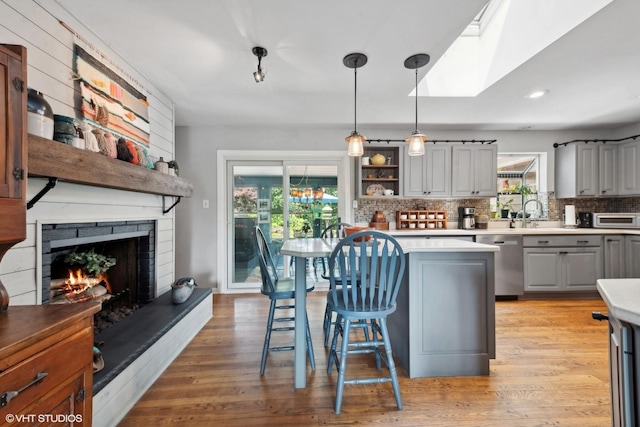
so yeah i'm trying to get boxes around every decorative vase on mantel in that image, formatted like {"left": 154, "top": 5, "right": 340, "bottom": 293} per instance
{"left": 27, "top": 88, "right": 54, "bottom": 140}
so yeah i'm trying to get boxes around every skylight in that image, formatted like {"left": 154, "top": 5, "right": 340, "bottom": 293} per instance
{"left": 419, "top": 0, "right": 613, "bottom": 97}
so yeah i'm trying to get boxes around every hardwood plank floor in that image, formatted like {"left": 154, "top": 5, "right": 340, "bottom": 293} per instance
{"left": 119, "top": 293, "right": 611, "bottom": 426}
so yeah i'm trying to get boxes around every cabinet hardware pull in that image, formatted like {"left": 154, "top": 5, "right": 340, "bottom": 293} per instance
{"left": 538, "top": 240, "right": 549, "bottom": 244}
{"left": 577, "top": 240, "right": 589, "bottom": 243}
{"left": 559, "top": 251, "right": 568, "bottom": 255}
{"left": 0, "top": 371, "right": 48, "bottom": 407}
{"left": 494, "top": 241, "right": 505, "bottom": 244}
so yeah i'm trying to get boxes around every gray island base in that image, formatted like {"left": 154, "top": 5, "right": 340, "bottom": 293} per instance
{"left": 387, "top": 239, "right": 498, "bottom": 378}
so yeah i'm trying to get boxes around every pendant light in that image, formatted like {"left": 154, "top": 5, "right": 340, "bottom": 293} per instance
{"left": 404, "top": 53, "right": 430, "bottom": 156}
{"left": 252, "top": 47, "right": 267, "bottom": 83}
{"left": 344, "top": 53, "right": 368, "bottom": 157}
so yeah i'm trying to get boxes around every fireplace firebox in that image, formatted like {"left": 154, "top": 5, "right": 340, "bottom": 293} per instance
{"left": 41, "top": 221, "right": 156, "bottom": 311}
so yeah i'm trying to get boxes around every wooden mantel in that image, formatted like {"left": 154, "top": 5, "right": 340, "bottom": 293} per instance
{"left": 28, "top": 135, "right": 193, "bottom": 198}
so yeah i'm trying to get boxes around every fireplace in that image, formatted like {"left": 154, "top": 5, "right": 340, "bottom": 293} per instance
{"left": 41, "top": 220, "right": 156, "bottom": 308}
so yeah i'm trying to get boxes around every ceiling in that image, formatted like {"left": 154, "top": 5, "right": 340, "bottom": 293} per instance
{"left": 53, "top": 0, "right": 640, "bottom": 132}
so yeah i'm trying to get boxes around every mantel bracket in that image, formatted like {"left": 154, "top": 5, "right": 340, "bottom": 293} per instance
{"left": 162, "top": 196, "right": 182, "bottom": 214}
{"left": 27, "top": 177, "right": 58, "bottom": 210}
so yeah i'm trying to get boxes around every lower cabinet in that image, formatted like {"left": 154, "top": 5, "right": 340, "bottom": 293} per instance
{"left": 523, "top": 235, "right": 603, "bottom": 291}
{"left": 604, "top": 235, "right": 626, "bottom": 279}
{"left": 626, "top": 235, "right": 640, "bottom": 278}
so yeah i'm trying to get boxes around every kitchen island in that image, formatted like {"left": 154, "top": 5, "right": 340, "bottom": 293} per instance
{"left": 596, "top": 279, "right": 640, "bottom": 426}
{"left": 388, "top": 238, "right": 499, "bottom": 378}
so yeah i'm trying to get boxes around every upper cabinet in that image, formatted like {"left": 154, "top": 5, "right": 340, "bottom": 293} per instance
{"left": 403, "top": 144, "right": 451, "bottom": 197}
{"left": 618, "top": 140, "right": 640, "bottom": 196}
{"left": 451, "top": 144, "right": 497, "bottom": 197}
{"left": 555, "top": 139, "right": 640, "bottom": 198}
{"left": 358, "top": 145, "right": 401, "bottom": 198}
{"left": 0, "top": 44, "right": 27, "bottom": 245}
{"left": 555, "top": 143, "right": 598, "bottom": 198}
{"left": 599, "top": 144, "right": 618, "bottom": 196}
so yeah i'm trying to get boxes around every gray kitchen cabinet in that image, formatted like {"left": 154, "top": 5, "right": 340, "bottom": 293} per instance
{"left": 388, "top": 251, "right": 495, "bottom": 378}
{"left": 618, "top": 140, "right": 640, "bottom": 196}
{"left": 599, "top": 144, "right": 618, "bottom": 196}
{"left": 604, "top": 235, "right": 626, "bottom": 279}
{"left": 403, "top": 144, "right": 451, "bottom": 197}
{"left": 451, "top": 144, "right": 497, "bottom": 197}
{"left": 555, "top": 142, "right": 599, "bottom": 198}
{"left": 523, "top": 235, "right": 603, "bottom": 292}
{"left": 625, "top": 235, "right": 640, "bottom": 278}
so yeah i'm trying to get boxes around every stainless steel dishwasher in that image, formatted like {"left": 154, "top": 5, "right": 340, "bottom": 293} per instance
{"left": 476, "top": 234, "right": 524, "bottom": 298}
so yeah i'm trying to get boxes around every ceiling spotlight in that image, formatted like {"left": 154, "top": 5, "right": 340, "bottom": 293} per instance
{"left": 527, "top": 90, "right": 548, "bottom": 99}
{"left": 343, "top": 53, "right": 368, "bottom": 157}
{"left": 252, "top": 46, "right": 267, "bottom": 83}
{"left": 404, "top": 53, "right": 431, "bottom": 156}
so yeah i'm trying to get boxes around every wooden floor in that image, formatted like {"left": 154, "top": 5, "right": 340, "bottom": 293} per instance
{"left": 119, "top": 293, "right": 612, "bottom": 426}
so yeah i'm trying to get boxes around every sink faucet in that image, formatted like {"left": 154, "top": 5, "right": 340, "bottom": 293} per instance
{"left": 522, "top": 199, "right": 544, "bottom": 228}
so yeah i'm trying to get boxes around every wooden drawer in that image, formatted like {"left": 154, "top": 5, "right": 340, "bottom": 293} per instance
{"left": 523, "top": 235, "right": 602, "bottom": 247}
{"left": 0, "top": 327, "right": 93, "bottom": 418}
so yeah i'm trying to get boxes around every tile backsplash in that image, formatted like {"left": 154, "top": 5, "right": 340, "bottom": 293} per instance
{"left": 355, "top": 194, "right": 640, "bottom": 226}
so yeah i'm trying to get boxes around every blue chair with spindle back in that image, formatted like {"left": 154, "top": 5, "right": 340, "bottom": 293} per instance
{"left": 253, "top": 226, "right": 315, "bottom": 375}
{"left": 319, "top": 221, "right": 355, "bottom": 346}
{"left": 326, "top": 230, "right": 406, "bottom": 414}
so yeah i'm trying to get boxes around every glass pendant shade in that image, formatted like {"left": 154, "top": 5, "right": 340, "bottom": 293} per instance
{"left": 304, "top": 188, "right": 312, "bottom": 198}
{"left": 313, "top": 187, "right": 324, "bottom": 200}
{"left": 406, "top": 131, "right": 427, "bottom": 156}
{"left": 346, "top": 131, "right": 365, "bottom": 156}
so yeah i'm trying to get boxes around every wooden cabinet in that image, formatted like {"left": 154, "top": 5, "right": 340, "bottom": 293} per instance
{"left": 0, "top": 302, "right": 100, "bottom": 426}
{"left": 523, "top": 235, "right": 603, "bottom": 292}
{"left": 0, "top": 44, "right": 27, "bottom": 310}
{"left": 358, "top": 146, "right": 401, "bottom": 198}
{"left": 604, "top": 235, "right": 626, "bottom": 279}
{"left": 451, "top": 144, "right": 497, "bottom": 197}
{"left": 618, "top": 140, "right": 640, "bottom": 196}
{"left": 395, "top": 210, "right": 447, "bottom": 230}
{"left": 403, "top": 144, "right": 451, "bottom": 197}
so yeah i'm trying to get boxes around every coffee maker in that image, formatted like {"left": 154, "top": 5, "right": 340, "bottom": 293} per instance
{"left": 458, "top": 207, "right": 476, "bottom": 229}
{"left": 577, "top": 212, "right": 593, "bottom": 228}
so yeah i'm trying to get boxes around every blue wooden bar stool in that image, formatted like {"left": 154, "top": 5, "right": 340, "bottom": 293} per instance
{"left": 326, "top": 230, "right": 406, "bottom": 414}
{"left": 253, "top": 226, "right": 315, "bottom": 375}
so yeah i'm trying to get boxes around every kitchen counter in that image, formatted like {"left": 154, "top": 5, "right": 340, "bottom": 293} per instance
{"left": 387, "top": 226, "right": 640, "bottom": 237}
{"left": 398, "top": 238, "right": 499, "bottom": 252}
{"left": 597, "top": 279, "right": 640, "bottom": 325}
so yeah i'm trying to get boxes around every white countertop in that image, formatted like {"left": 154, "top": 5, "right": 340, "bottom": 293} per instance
{"left": 280, "top": 236, "right": 498, "bottom": 256}
{"left": 385, "top": 226, "right": 640, "bottom": 237}
{"left": 399, "top": 238, "right": 499, "bottom": 253}
{"left": 597, "top": 279, "right": 640, "bottom": 325}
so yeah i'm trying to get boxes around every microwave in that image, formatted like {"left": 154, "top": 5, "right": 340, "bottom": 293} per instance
{"left": 593, "top": 213, "right": 640, "bottom": 229}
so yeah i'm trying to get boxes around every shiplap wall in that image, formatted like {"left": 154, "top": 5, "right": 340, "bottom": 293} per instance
{"left": 0, "top": 0, "right": 177, "bottom": 304}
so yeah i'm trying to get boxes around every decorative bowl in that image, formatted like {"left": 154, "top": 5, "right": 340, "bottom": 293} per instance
{"left": 344, "top": 226, "right": 373, "bottom": 241}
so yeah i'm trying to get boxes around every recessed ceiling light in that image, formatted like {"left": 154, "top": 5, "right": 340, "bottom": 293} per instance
{"left": 527, "top": 90, "right": 548, "bottom": 99}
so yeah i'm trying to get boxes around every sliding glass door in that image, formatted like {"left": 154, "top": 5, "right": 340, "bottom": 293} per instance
{"left": 227, "top": 160, "right": 340, "bottom": 290}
